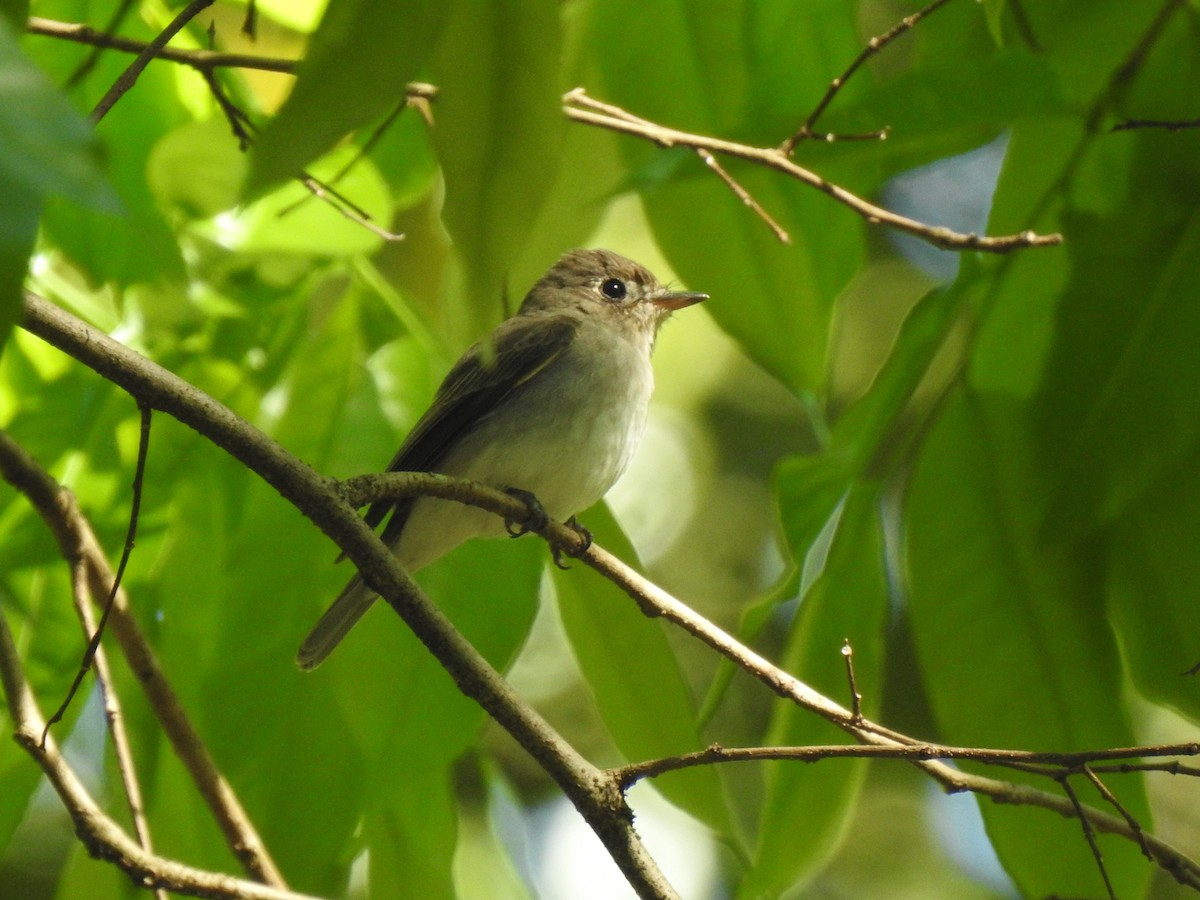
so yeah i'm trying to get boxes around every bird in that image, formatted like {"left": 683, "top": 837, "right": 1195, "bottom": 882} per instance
{"left": 296, "top": 248, "right": 707, "bottom": 669}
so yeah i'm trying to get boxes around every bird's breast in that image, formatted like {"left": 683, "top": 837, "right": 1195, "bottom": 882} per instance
{"left": 394, "top": 322, "right": 655, "bottom": 570}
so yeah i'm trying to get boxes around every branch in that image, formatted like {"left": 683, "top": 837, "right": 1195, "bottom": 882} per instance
{"left": 27, "top": 16, "right": 298, "bottom": 74}
{"left": 63, "top": 518, "right": 167, "bottom": 900}
{"left": 17, "top": 293, "right": 679, "bottom": 900}
{"left": 1111, "top": 117, "right": 1200, "bottom": 132}
{"left": 27, "top": 14, "right": 1055, "bottom": 252}
{"left": 562, "top": 89, "right": 1060, "bottom": 252}
{"left": 782, "top": 0, "right": 958, "bottom": 150}
{"left": 340, "top": 471, "right": 1200, "bottom": 891}
{"left": 0, "top": 429, "right": 288, "bottom": 888}
{"left": 612, "top": 741, "right": 1200, "bottom": 789}
{"left": 0, "top": 612, "right": 317, "bottom": 900}
{"left": 43, "top": 403, "right": 151, "bottom": 743}
{"left": 88, "top": 0, "right": 215, "bottom": 124}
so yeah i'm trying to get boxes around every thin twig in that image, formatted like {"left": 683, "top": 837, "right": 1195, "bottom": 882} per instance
{"left": 66, "top": 539, "right": 168, "bottom": 900}
{"left": 32, "top": 12, "right": 1048, "bottom": 252}
{"left": 0, "top": 429, "right": 289, "bottom": 887}
{"left": 1090, "top": 760, "right": 1200, "bottom": 777}
{"left": 64, "top": 0, "right": 138, "bottom": 87}
{"left": 782, "top": 0, "right": 960, "bottom": 151}
{"left": 841, "top": 638, "right": 863, "bottom": 724}
{"left": 28, "top": 16, "right": 299, "bottom": 73}
{"left": 612, "top": 741, "right": 1200, "bottom": 789}
{"left": 43, "top": 404, "right": 151, "bottom": 745}
{"left": 1112, "top": 117, "right": 1200, "bottom": 132}
{"left": 200, "top": 67, "right": 257, "bottom": 149}
{"left": 695, "top": 148, "right": 791, "bottom": 243}
{"left": 296, "top": 174, "right": 405, "bottom": 241}
{"left": 88, "top": 0, "right": 216, "bottom": 124}
{"left": 1082, "top": 765, "right": 1153, "bottom": 862}
{"left": 277, "top": 99, "right": 410, "bottom": 218}
{"left": 563, "top": 89, "right": 1061, "bottom": 252}
{"left": 1060, "top": 774, "right": 1118, "bottom": 900}
{"left": 0, "top": 613, "right": 316, "bottom": 900}
{"left": 196, "top": 64, "right": 405, "bottom": 240}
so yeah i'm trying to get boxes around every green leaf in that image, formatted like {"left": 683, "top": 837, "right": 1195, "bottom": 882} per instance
{"left": 742, "top": 485, "right": 889, "bottom": 897}
{"left": 1032, "top": 148, "right": 1200, "bottom": 538}
{"left": 366, "top": 775, "right": 458, "bottom": 900}
{"left": 905, "top": 390, "right": 1150, "bottom": 899}
{"left": 231, "top": 145, "right": 394, "bottom": 257}
{"left": 589, "top": 0, "right": 865, "bottom": 396}
{"left": 0, "top": 18, "right": 112, "bottom": 210}
{"left": 554, "top": 506, "right": 731, "bottom": 835}
{"left": 36, "top": 29, "right": 185, "bottom": 285}
{"left": 646, "top": 169, "right": 863, "bottom": 397}
{"left": 1108, "top": 444, "right": 1200, "bottom": 721}
{"left": 0, "top": 173, "right": 37, "bottom": 350}
{"left": 247, "top": 0, "right": 447, "bottom": 196}
{"left": 819, "top": 49, "right": 1069, "bottom": 178}
{"left": 429, "top": 0, "right": 566, "bottom": 342}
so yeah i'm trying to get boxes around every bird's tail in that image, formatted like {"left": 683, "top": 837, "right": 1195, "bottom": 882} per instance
{"left": 296, "top": 575, "right": 376, "bottom": 670}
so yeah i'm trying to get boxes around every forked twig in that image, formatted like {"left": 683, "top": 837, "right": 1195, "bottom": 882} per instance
{"left": 66, "top": 545, "right": 168, "bottom": 900}
{"left": 564, "top": 88, "right": 1060, "bottom": 252}
{"left": 0, "top": 429, "right": 288, "bottom": 887}
{"left": 88, "top": 0, "right": 215, "bottom": 124}
{"left": 1060, "top": 774, "right": 1118, "bottom": 900}
{"left": 782, "top": 0, "right": 960, "bottom": 150}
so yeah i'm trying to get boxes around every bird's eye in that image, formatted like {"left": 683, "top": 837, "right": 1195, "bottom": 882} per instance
{"left": 600, "top": 278, "right": 627, "bottom": 301}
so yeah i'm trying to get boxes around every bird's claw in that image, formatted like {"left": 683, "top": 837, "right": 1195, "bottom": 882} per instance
{"left": 552, "top": 516, "right": 593, "bottom": 570}
{"left": 504, "top": 488, "right": 549, "bottom": 538}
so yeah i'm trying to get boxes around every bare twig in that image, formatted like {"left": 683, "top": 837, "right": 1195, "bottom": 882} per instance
{"left": 0, "top": 430, "right": 288, "bottom": 888}
{"left": 200, "top": 67, "right": 257, "bottom": 149}
{"left": 64, "top": 0, "right": 138, "bottom": 87}
{"left": 88, "top": 0, "right": 216, "bottom": 124}
{"left": 841, "top": 639, "right": 863, "bottom": 723}
{"left": 1083, "top": 765, "right": 1153, "bottom": 862}
{"left": 1112, "top": 117, "right": 1200, "bottom": 132}
{"left": 28, "top": 16, "right": 299, "bottom": 74}
{"left": 295, "top": 173, "right": 405, "bottom": 241}
{"left": 782, "top": 0, "right": 959, "bottom": 151}
{"left": 695, "top": 148, "right": 791, "bottom": 244}
{"left": 43, "top": 404, "right": 151, "bottom": 744}
{"left": 612, "top": 741, "right": 1200, "bottom": 788}
{"left": 563, "top": 88, "right": 1060, "bottom": 252}
{"left": 31, "top": 12, "right": 1052, "bottom": 252}
{"left": 1060, "top": 774, "right": 1117, "bottom": 900}
{"left": 65, "top": 541, "right": 168, "bottom": 900}
{"left": 0, "top": 612, "right": 316, "bottom": 900}
{"left": 277, "top": 99, "right": 410, "bottom": 218}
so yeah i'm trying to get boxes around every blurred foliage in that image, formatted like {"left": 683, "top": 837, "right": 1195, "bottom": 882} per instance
{"left": 2, "top": 0, "right": 1200, "bottom": 898}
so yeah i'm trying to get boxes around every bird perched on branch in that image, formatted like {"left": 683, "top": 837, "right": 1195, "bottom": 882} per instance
{"left": 297, "top": 248, "right": 707, "bottom": 669}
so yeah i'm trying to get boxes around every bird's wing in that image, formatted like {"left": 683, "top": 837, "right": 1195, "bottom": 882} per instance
{"left": 363, "top": 313, "right": 581, "bottom": 546}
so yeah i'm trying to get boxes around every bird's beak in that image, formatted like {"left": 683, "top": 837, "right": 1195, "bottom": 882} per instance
{"left": 651, "top": 290, "right": 708, "bottom": 311}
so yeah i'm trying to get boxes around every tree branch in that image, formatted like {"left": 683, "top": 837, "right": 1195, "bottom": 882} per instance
{"left": 0, "top": 611, "right": 317, "bottom": 900}
{"left": 26, "top": 14, "right": 1059, "bottom": 252}
{"left": 562, "top": 89, "right": 1060, "bottom": 252}
{"left": 87, "top": 0, "right": 215, "bottom": 124}
{"left": 341, "top": 470, "right": 1200, "bottom": 891}
{"left": 0, "top": 429, "right": 289, "bottom": 888}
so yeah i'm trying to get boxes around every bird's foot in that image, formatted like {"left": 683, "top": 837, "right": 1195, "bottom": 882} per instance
{"left": 504, "top": 488, "right": 549, "bottom": 538}
{"left": 552, "top": 516, "right": 593, "bottom": 570}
